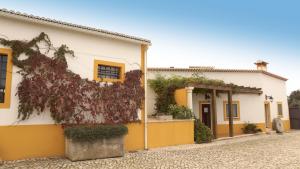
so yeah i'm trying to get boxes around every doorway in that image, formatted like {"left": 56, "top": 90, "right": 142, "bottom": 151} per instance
{"left": 200, "top": 103, "right": 211, "bottom": 128}
{"left": 264, "top": 102, "right": 271, "bottom": 128}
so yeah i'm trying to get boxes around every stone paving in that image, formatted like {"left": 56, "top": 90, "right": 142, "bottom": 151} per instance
{"left": 2, "top": 131, "right": 300, "bottom": 169}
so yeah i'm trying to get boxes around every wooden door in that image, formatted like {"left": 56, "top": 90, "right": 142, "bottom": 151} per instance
{"left": 264, "top": 102, "right": 271, "bottom": 128}
{"left": 202, "top": 104, "right": 211, "bottom": 129}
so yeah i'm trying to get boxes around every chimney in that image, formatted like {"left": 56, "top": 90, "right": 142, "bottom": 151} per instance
{"left": 255, "top": 60, "right": 268, "bottom": 71}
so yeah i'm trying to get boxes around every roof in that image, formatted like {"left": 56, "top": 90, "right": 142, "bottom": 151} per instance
{"left": 148, "top": 67, "right": 288, "bottom": 81}
{"left": 0, "top": 8, "right": 151, "bottom": 45}
{"left": 187, "top": 83, "right": 262, "bottom": 95}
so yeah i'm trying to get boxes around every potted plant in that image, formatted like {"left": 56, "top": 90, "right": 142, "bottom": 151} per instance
{"left": 64, "top": 124, "right": 128, "bottom": 161}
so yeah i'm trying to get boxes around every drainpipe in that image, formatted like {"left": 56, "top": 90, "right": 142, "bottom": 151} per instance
{"left": 144, "top": 46, "right": 148, "bottom": 150}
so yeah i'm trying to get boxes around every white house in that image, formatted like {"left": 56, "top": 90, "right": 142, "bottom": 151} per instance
{"left": 147, "top": 61, "right": 290, "bottom": 138}
{"left": 0, "top": 9, "right": 150, "bottom": 160}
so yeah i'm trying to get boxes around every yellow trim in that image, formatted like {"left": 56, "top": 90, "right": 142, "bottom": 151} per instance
{"left": 282, "top": 120, "right": 290, "bottom": 131}
{"left": 277, "top": 102, "right": 283, "bottom": 117}
{"left": 141, "top": 45, "right": 146, "bottom": 87}
{"left": 217, "top": 123, "right": 266, "bottom": 138}
{"left": 223, "top": 101, "right": 240, "bottom": 121}
{"left": 0, "top": 48, "right": 12, "bottom": 108}
{"left": 93, "top": 60, "right": 125, "bottom": 82}
{"left": 0, "top": 123, "right": 147, "bottom": 161}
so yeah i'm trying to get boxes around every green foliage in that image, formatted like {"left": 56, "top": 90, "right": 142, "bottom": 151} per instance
{"left": 242, "top": 123, "right": 262, "bottom": 134}
{"left": 148, "top": 75, "right": 224, "bottom": 114}
{"left": 288, "top": 90, "right": 300, "bottom": 108}
{"left": 64, "top": 124, "right": 128, "bottom": 142}
{"left": 194, "top": 119, "right": 214, "bottom": 143}
{"left": 168, "top": 104, "right": 193, "bottom": 119}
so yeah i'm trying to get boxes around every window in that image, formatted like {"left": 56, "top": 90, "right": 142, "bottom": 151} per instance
{"left": 0, "top": 54, "right": 7, "bottom": 103}
{"left": 0, "top": 48, "right": 12, "bottom": 108}
{"left": 94, "top": 60, "right": 125, "bottom": 82}
{"left": 277, "top": 102, "right": 283, "bottom": 117}
{"left": 98, "top": 65, "right": 121, "bottom": 79}
{"left": 223, "top": 101, "right": 240, "bottom": 120}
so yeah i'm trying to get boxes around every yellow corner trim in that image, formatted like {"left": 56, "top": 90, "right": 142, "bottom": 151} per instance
{"left": 223, "top": 100, "right": 240, "bottom": 121}
{"left": 93, "top": 60, "right": 125, "bottom": 83}
{"left": 0, "top": 48, "right": 12, "bottom": 109}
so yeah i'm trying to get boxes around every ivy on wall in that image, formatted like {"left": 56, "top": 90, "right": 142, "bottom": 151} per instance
{"left": 0, "top": 32, "right": 144, "bottom": 125}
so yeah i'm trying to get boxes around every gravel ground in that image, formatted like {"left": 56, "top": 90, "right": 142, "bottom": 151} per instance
{"left": 2, "top": 131, "right": 300, "bottom": 169}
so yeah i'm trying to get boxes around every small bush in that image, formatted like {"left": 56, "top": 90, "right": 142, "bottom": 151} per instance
{"left": 242, "top": 123, "right": 262, "bottom": 134}
{"left": 194, "top": 119, "right": 214, "bottom": 143}
{"left": 64, "top": 124, "right": 128, "bottom": 142}
{"left": 168, "top": 104, "right": 193, "bottom": 119}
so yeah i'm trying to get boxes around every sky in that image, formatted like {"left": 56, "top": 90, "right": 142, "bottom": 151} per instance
{"left": 0, "top": 0, "right": 299, "bottom": 94}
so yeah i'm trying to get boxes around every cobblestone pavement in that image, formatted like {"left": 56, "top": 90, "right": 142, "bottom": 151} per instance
{"left": 2, "top": 131, "right": 300, "bottom": 169}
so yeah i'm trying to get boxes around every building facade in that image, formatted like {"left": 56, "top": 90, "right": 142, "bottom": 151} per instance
{"left": 0, "top": 9, "right": 150, "bottom": 160}
{"left": 147, "top": 61, "right": 290, "bottom": 138}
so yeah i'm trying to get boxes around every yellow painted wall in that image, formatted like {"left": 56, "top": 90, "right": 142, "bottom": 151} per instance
{"left": 283, "top": 120, "right": 290, "bottom": 131}
{"left": 0, "top": 123, "right": 145, "bottom": 161}
{"left": 147, "top": 120, "right": 194, "bottom": 148}
{"left": 217, "top": 120, "right": 290, "bottom": 138}
{"left": 174, "top": 88, "right": 187, "bottom": 106}
{"left": 0, "top": 125, "right": 65, "bottom": 161}
{"left": 216, "top": 123, "right": 266, "bottom": 138}
{"left": 125, "top": 122, "right": 145, "bottom": 151}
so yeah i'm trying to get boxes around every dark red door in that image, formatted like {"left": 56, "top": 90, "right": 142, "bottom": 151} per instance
{"left": 202, "top": 104, "right": 211, "bottom": 128}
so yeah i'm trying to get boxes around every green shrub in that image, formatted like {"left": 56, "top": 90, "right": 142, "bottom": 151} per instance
{"left": 168, "top": 104, "right": 194, "bottom": 119}
{"left": 194, "top": 119, "right": 214, "bottom": 143}
{"left": 242, "top": 123, "right": 262, "bottom": 134}
{"left": 64, "top": 124, "right": 128, "bottom": 142}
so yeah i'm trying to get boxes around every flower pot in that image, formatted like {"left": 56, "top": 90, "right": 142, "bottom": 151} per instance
{"left": 65, "top": 136, "right": 125, "bottom": 161}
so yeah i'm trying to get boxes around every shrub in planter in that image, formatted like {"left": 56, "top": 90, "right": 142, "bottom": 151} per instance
{"left": 242, "top": 123, "right": 262, "bottom": 134}
{"left": 168, "top": 104, "right": 193, "bottom": 119}
{"left": 64, "top": 125, "right": 128, "bottom": 141}
{"left": 194, "top": 119, "right": 213, "bottom": 143}
{"left": 64, "top": 124, "right": 128, "bottom": 161}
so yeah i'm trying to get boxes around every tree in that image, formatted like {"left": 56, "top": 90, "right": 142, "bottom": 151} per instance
{"left": 288, "top": 90, "right": 300, "bottom": 108}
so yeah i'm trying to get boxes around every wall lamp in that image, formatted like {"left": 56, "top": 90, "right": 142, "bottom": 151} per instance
{"left": 205, "top": 93, "right": 210, "bottom": 100}
{"left": 265, "top": 95, "right": 274, "bottom": 103}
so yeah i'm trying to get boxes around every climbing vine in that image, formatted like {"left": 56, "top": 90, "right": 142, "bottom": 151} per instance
{"left": 0, "top": 32, "right": 144, "bottom": 125}
{"left": 148, "top": 75, "right": 224, "bottom": 114}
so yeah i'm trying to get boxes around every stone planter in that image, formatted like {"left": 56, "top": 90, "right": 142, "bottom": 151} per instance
{"left": 65, "top": 136, "right": 125, "bottom": 161}
{"left": 156, "top": 115, "right": 173, "bottom": 120}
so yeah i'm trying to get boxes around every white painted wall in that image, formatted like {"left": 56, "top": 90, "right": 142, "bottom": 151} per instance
{"left": 0, "top": 16, "right": 143, "bottom": 126}
{"left": 147, "top": 70, "right": 289, "bottom": 125}
{"left": 261, "top": 74, "right": 289, "bottom": 121}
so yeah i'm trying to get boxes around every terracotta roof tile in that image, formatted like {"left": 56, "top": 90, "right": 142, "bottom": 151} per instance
{"left": 148, "top": 67, "right": 288, "bottom": 81}
{"left": 0, "top": 8, "right": 151, "bottom": 45}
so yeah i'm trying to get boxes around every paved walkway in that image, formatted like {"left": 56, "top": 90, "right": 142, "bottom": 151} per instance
{"left": 3, "top": 131, "right": 300, "bottom": 169}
